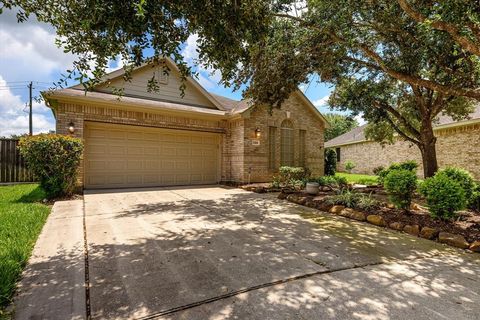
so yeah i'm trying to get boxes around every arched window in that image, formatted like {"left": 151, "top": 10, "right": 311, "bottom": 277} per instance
{"left": 281, "top": 119, "right": 294, "bottom": 166}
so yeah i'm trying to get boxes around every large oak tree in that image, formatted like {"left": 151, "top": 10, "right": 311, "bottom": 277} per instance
{"left": 3, "top": 0, "right": 480, "bottom": 177}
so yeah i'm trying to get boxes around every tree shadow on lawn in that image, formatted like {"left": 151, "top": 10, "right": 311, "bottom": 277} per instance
{"left": 79, "top": 189, "right": 480, "bottom": 319}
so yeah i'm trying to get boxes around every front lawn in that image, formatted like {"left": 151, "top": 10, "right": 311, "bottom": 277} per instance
{"left": 0, "top": 184, "right": 50, "bottom": 316}
{"left": 336, "top": 172, "right": 378, "bottom": 185}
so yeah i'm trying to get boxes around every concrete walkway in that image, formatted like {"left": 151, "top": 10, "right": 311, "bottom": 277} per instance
{"left": 14, "top": 186, "right": 480, "bottom": 319}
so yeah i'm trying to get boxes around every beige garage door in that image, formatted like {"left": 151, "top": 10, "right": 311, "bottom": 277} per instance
{"left": 84, "top": 122, "right": 220, "bottom": 189}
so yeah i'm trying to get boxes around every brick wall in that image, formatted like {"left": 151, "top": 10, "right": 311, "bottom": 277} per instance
{"left": 242, "top": 94, "right": 325, "bottom": 182}
{"left": 336, "top": 122, "right": 480, "bottom": 179}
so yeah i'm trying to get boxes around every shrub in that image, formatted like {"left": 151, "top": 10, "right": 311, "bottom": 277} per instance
{"left": 18, "top": 134, "right": 84, "bottom": 198}
{"left": 313, "top": 175, "right": 348, "bottom": 189}
{"left": 470, "top": 185, "right": 480, "bottom": 212}
{"left": 419, "top": 174, "right": 466, "bottom": 219}
{"left": 383, "top": 169, "right": 417, "bottom": 210}
{"left": 378, "top": 161, "right": 418, "bottom": 185}
{"left": 344, "top": 160, "right": 355, "bottom": 173}
{"left": 435, "top": 167, "right": 476, "bottom": 204}
{"left": 324, "top": 149, "right": 337, "bottom": 176}
{"left": 372, "top": 166, "right": 384, "bottom": 176}
{"left": 278, "top": 166, "right": 311, "bottom": 189}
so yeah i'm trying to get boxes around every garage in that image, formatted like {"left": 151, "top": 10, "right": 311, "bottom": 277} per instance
{"left": 84, "top": 122, "right": 221, "bottom": 189}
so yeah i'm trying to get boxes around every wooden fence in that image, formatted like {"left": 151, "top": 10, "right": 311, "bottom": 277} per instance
{"left": 0, "top": 139, "right": 35, "bottom": 183}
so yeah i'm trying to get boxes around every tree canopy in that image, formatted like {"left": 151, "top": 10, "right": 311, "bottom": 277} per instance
{"left": 323, "top": 113, "right": 359, "bottom": 142}
{"left": 3, "top": 0, "right": 480, "bottom": 176}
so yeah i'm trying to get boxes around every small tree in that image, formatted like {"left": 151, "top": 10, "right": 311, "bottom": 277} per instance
{"left": 18, "top": 134, "right": 83, "bottom": 198}
{"left": 324, "top": 149, "right": 337, "bottom": 176}
{"left": 344, "top": 160, "right": 356, "bottom": 173}
{"left": 384, "top": 169, "right": 417, "bottom": 210}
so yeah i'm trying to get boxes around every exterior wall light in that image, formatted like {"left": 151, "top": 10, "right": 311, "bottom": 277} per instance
{"left": 68, "top": 121, "right": 75, "bottom": 134}
{"left": 255, "top": 127, "right": 261, "bottom": 138}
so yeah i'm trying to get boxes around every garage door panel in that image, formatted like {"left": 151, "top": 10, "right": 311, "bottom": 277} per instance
{"left": 85, "top": 122, "right": 219, "bottom": 189}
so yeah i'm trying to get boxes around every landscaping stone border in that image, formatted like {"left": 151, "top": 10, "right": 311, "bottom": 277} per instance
{"left": 281, "top": 191, "right": 480, "bottom": 253}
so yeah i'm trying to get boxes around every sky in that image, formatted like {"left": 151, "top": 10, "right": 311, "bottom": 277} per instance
{"left": 0, "top": 9, "right": 357, "bottom": 137}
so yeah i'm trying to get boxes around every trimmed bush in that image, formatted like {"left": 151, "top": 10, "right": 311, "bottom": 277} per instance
{"left": 435, "top": 167, "right": 476, "bottom": 204}
{"left": 419, "top": 174, "right": 466, "bottom": 219}
{"left": 383, "top": 169, "right": 417, "bottom": 210}
{"left": 277, "top": 166, "right": 311, "bottom": 189}
{"left": 378, "top": 160, "right": 418, "bottom": 185}
{"left": 324, "top": 149, "right": 337, "bottom": 176}
{"left": 344, "top": 160, "right": 355, "bottom": 173}
{"left": 18, "top": 134, "right": 83, "bottom": 198}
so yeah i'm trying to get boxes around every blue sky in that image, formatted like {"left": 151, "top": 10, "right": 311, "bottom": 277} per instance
{"left": 0, "top": 9, "right": 349, "bottom": 137}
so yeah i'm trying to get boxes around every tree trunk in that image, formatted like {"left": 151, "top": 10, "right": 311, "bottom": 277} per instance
{"left": 419, "top": 120, "right": 438, "bottom": 178}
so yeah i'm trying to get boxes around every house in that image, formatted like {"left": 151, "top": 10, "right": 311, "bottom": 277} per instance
{"left": 43, "top": 59, "right": 328, "bottom": 189}
{"left": 325, "top": 107, "right": 480, "bottom": 179}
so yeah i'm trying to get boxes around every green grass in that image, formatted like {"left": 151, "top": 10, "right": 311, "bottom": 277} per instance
{"left": 336, "top": 172, "right": 379, "bottom": 185}
{"left": 0, "top": 184, "right": 50, "bottom": 315}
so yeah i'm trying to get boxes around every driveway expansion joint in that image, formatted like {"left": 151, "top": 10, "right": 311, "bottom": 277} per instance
{"left": 82, "top": 199, "right": 92, "bottom": 320}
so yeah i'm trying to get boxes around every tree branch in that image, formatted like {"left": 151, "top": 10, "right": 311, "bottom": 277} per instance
{"left": 275, "top": 10, "right": 480, "bottom": 100}
{"left": 384, "top": 114, "right": 421, "bottom": 146}
{"left": 373, "top": 101, "right": 421, "bottom": 138}
{"left": 397, "top": 0, "right": 480, "bottom": 56}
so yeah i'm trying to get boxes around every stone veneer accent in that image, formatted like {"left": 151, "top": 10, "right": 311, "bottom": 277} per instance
{"left": 336, "top": 122, "right": 480, "bottom": 179}
{"left": 55, "top": 94, "right": 326, "bottom": 187}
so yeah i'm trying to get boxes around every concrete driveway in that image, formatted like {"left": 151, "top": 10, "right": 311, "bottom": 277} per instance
{"left": 15, "top": 186, "right": 480, "bottom": 320}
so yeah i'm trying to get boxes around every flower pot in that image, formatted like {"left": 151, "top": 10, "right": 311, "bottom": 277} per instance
{"left": 305, "top": 182, "right": 320, "bottom": 195}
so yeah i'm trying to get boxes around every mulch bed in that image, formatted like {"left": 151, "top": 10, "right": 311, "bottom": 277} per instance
{"left": 243, "top": 183, "right": 480, "bottom": 252}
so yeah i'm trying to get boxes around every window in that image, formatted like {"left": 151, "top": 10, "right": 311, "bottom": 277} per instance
{"left": 281, "top": 120, "right": 294, "bottom": 166}
{"left": 268, "top": 126, "right": 277, "bottom": 170}
{"left": 299, "top": 130, "right": 306, "bottom": 167}
{"left": 336, "top": 147, "right": 341, "bottom": 162}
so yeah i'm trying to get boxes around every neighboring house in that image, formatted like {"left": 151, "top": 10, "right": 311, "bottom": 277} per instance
{"left": 43, "top": 59, "right": 328, "bottom": 189}
{"left": 325, "top": 107, "right": 480, "bottom": 179}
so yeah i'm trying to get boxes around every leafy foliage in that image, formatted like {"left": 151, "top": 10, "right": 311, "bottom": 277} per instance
{"left": 311, "top": 175, "right": 348, "bottom": 189}
{"left": 419, "top": 174, "right": 467, "bottom": 220}
{"left": 323, "top": 113, "right": 358, "bottom": 142}
{"left": 344, "top": 160, "right": 355, "bottom": 173}
{"left": 326, "top": 190, "right": 380, "bottom": 211}
{"left": 274, "top": 166, "right": 311, "bottom": 189}
{"left": 372, "top": 166, "right": 385, "bottom": 176}
{"left": 324, "top": 148, "right": 337, "bottom": 176}
{"left": 18, "top": 135, "right": 83, "bottom": 198}
{"left": 378, "top": 161, "right": 418, "bottom": 185}
{"left": 435, "top": 167, "right": 476, "bottom": 204}
{"left": 470, "top": 185, "right": 480, "bottom": 212}
{"left": 383, "top": 169, "right": 417, "bottom": 210}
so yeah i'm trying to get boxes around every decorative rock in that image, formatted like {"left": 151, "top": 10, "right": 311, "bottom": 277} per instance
{"left": 340, "top": 208, "right": 366, "bottom": 221}
{"left": 389, "top": 222, "right": 404, "bottom": 231}
{"left": 386, "top": 203, "right": 396, "bottom": 209}
{"left": 410, "top": 203, "right": 421, "bottom": 211}
{"left": 469, "top": 241, "right": 480, "bottom": 252}
{"left": 419, "top": 227, "right": 438, "bottom": 240}
{"left": 277, "top": 192, "right": 287, "bottom": 200}
{"left": 315, "top": 202, "right": 333, "bottom": 212}
{"left": 329, "top": 205, "right": 345, "bottom": 214}
{"left": 438, "top": 232, "right": 470, "bottom": 249}
{"left": 367, "top": 214, "right": 386, "bottom": 227}
{"left": 297, "top": 197, "right": 308, "bottom": 205}
{"left": 403, "top": 224, "right": 420, "bottom": 236}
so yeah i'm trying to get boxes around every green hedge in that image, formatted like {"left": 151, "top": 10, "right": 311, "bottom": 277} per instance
{"left": 384, "top": 169, "right": 417, "bottom": 210}
{"left": 324, "top": 149, "right": 337, "bottom": 176}
{"left": 18, "top": 134, "right": 84, "bottom": 198}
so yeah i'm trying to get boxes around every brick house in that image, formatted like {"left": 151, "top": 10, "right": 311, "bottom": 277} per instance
{"left": 43, "top": 59, "right": 328, "bottom": 189}
{"left": 325, "top": 107, "right": 480, "bottom": 179}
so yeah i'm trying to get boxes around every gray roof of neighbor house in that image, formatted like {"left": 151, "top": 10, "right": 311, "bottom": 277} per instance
{"left": 325, "top": 105, "right": 480, "bottom": 148}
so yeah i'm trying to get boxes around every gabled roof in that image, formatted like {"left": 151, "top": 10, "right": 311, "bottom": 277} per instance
{"left": 325, "top": 105, "right": 480, "bottom": 148}
{"left": 44, "top": 58, "right": 328, "bottom": 124}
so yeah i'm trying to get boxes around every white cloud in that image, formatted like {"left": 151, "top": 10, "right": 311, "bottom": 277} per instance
{"left": 355, "top": 114, "right": 367, "bottom": 125}
{"left": 0, "top": 75, "right": 54, "bottom": 136}
{"left": 313, "top": 95, "right": 330, "bottom": 108}
{"left": 181, "top": 34, "right": 223, "bottom": 88}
